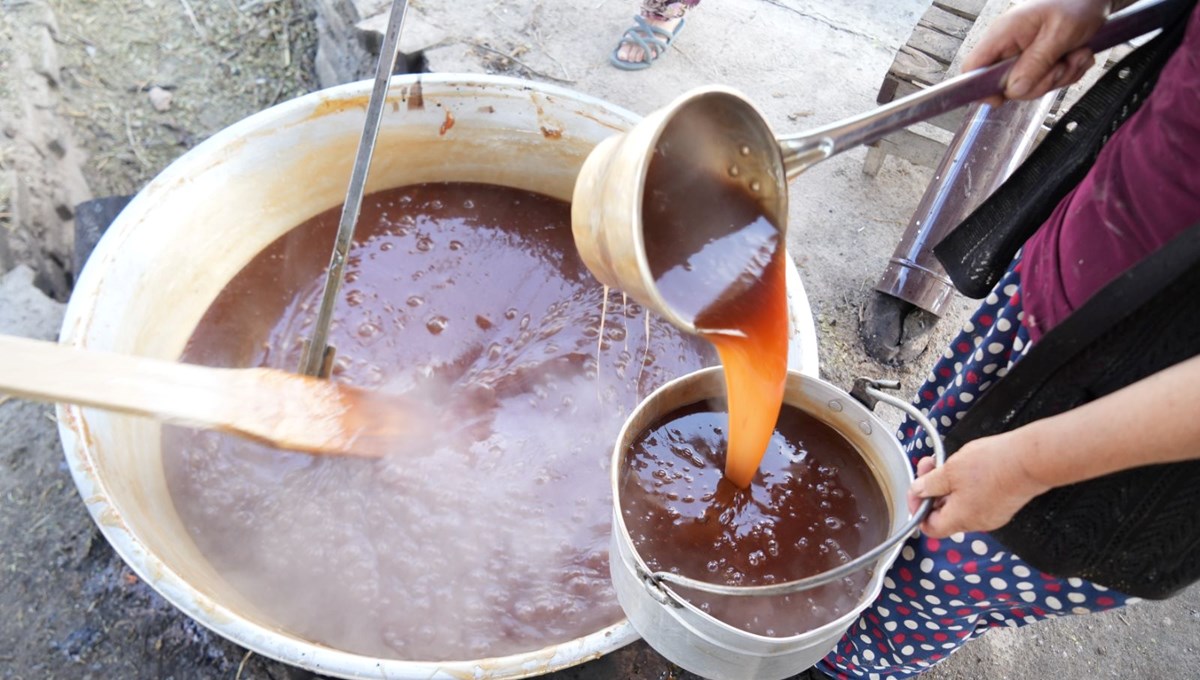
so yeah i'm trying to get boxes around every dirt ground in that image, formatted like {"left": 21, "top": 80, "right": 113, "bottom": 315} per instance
{"left": 0, "top": 4, "right": 349, "bottom": 677}
{"left": 1, "top": 0, "right": 1198, "bottom": 679}
{"left": 46, "top": 0, "right": 319, "bottom": 198}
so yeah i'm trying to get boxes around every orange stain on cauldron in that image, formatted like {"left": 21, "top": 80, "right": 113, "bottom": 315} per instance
{"left": 406, "top": 80, "right": 424, "bottom": 110}
{"left": 439, "top": 109, "right": 455, "bottom": 135}
{"left": 310, "top": 94, "right": 369, "bottom": 119}
{"left": 308, "top": 81, "right": 425, "bottom": 120}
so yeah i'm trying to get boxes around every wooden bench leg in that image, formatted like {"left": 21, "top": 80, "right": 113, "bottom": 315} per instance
{"left": 864, "top": 130, "right": 951, "bottom": 176}
{"left": 863, "top": 143, "right": 888, "bottom": 177}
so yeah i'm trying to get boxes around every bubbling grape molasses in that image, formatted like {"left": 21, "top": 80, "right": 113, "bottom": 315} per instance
{"left": 630, "top": 112, "right": 888, "bottom": 634}
{"left": 619, "top": 401, "right": 889, "bottom": 635}
{"left": 163, "top": 183, "right": 715, "bottom": 660}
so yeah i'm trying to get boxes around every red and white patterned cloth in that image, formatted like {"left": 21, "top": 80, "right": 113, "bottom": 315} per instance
{"left": 818, "top": 257, "right": 1133, "bottom": 679}
{"left": 640, "top": 0, "right": 700, "bottom": 20}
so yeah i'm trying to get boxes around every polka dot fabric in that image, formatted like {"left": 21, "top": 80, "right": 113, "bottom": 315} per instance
{"left": 817, "top": 258, "right": 1132, "bottom": 679}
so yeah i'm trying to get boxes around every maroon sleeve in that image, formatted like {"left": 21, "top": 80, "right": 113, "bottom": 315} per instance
{"left": 1022, "top": 5, "right": 1200, "bottom": 341}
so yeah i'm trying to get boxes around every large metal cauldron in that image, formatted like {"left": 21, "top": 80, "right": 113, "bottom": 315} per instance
{"left": 55, "top": 75, "right": 819, "bottom": 679}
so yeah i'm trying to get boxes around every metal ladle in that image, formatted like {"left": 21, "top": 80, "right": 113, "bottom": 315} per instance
{"left": 299, "top": 0, "right": 408, "bottom": 377}
{"left": 571, "top": 0, "right": 1184, "bottom": 334}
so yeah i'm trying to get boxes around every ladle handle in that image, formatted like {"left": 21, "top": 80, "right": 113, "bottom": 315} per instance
{"left": 649, "top": 379, "right": 945, "bottom": 598}
{"left": 778, "top": 0, "right": 1186, "bottom": 179}
{"left": 299, "top": 0, "right": 409, "bottom": 377}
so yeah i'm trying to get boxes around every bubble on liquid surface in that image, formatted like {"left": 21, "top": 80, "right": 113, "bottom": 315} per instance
{"left": 426, "top": 316, "right": 449, "bottom": 334}
{"left": 164, "top": 182, "right": 718, "bottom": 662}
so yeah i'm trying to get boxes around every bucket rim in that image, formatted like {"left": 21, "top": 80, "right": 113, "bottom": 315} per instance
{"left": 609, "top": 366, "right": 920, "bottom": 642}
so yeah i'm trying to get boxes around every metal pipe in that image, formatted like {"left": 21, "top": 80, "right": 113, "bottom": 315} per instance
{"left": 875, "top": 93, "right": 1057, "bottom": 315}
{"left": 299, "top": 0, "right": 408, "bottom": 377}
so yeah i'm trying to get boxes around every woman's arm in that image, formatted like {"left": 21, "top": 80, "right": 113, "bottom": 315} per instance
{"left": 963, "top": 0, "right": 1135, "bottom": 105}
{"left": 909, "top": 354, "right": 1200, "bottom": 538}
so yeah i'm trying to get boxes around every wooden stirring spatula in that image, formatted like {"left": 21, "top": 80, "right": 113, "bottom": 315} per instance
{"left": 0, "top": 334, "right": 425, "bottom": 458}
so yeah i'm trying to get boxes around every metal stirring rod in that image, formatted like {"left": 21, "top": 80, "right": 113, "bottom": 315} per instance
{"left": 299, "top": 0, "right": 409, "bottom": 377}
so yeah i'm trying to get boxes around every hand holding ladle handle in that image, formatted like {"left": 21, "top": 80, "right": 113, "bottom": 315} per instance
{"left": 779, "top": 0, "right": 1186, "bottom": 179}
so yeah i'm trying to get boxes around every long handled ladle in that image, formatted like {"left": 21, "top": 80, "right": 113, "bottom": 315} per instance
{"left": 571, "top": 0, "right": 1187, "bottom": 333}
{"left": 298, "top": 0, "right": 408, "bottom": 378}
{"left": 0, "top": 334, "right": 424, "bottom": 458}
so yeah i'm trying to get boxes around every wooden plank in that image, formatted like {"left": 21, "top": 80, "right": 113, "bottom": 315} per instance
{"left": 918, "top": 5, "right": 973, "bottom": 40}
{"left": 890, "top": 45, "right": 948, "bottom": 86}
{"left": 909, "top": 25, "right": 961, "bottom": 64}
{"left": 876, "top": 74, "right": 902, "bottom": 104}
{"left": 891, "top": 80, "right": 923, "bottom": 99}
{"left": 890, "top": 79, "right": 922, "bottom": 100}
{"left": 860, "top": 129, "right": 952, "bottom": 172}
{"left": 933, "top": 0, "right": 988, "bottom": 21}
{"left": 863, "top": 143, "right": 888, "bottom": 177}
{"left": 887, "top": 80, "right": 969, "bottom": 131}
{"left": 947, "top": 0, "right": 1014, "bottom": 75}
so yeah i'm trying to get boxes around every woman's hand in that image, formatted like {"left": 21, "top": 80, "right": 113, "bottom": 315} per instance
{"left": 964, "top": 0, "right": 1112, "bottom": 105}
{"left": 907, "top": 430, "right": 1052, "bottom": 538}
{"left": 908, "top": 355, "right": 1200, "bottom": 539}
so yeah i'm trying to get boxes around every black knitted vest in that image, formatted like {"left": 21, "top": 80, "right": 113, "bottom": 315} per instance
{"left": 932, "top": 2, "right": 1200, "bottom": 599}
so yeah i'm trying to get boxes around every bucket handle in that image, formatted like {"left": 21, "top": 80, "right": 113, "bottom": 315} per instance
{"left": 646, "top": 378, "right": 944, "bottom": 599}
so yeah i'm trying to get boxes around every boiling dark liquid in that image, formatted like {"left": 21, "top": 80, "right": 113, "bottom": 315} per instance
{"left": 643, "top": 111, "right": 789, "bottom": 488}
{"left": 163, "top": 183, "right": 715, "bottom": 660}
{"left": 633, "top": 114, "right": 885, "bottom": 634}
{"left": 620, "top": 401, "right": 889, "bottom": 635}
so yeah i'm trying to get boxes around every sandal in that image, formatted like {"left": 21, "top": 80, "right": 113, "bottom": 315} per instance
{"left": 610, "top": 15, "right": 686, "bottom": 71}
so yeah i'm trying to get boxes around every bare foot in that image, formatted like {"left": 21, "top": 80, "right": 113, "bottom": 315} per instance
{"left": 616, "top": 15, "right": 682, "bottom": 65}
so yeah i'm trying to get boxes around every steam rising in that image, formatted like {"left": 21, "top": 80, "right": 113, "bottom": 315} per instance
{"left": 163, "top": 184, "right": 715, "bottom": 660}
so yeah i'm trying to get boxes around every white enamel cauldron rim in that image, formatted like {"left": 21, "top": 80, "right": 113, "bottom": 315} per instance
{"left": 54, "top": 74, "right": 819, "bottom": 679}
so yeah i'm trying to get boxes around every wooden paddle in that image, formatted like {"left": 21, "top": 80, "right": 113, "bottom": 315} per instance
{"left": 0, "top": 333, "right": 426, "bottom": 458}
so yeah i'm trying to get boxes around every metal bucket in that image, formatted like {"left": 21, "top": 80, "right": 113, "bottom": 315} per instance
{"left": 610, "top": 368, "right": 943, "bottom": 680}
{"left": 55, "top": 75, "right": 821, "bottom": 679}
